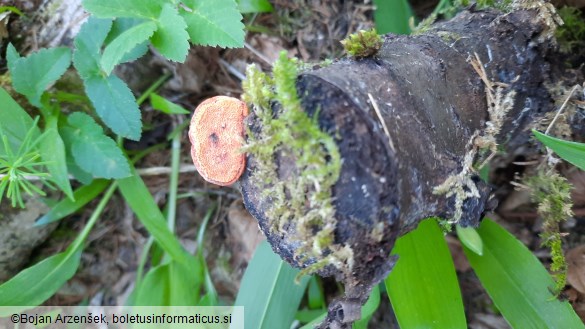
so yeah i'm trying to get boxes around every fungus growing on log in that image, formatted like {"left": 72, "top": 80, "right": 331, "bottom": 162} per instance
{"left": 188, "top": 96, "right": 248, "bottom": 186}
{"left": 190, "top": 4, "right": 583, "bottom": 329}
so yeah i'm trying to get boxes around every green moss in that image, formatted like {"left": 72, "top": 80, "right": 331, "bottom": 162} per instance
{"left": 524, "top": 171, "right": 572, "bottom": 295}
{"left": 556, "top": 6, "right": 585, "bottom": 54}
{"left": 341, "top": 28, "right": 382, "bottom": 58}
{"left": 242, "top": 51, "right": 346, "bottom": 275}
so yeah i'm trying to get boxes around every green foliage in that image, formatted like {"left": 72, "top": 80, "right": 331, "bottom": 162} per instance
{"left": 524, "top": 171, "right": 573, "bottom": 294}
{"left": 61, "top": 112, "right": 131, "bottom": 179}
{"left": 353, "top": 285, "right": 381, "bottom": 329}
{"left": 340, "top": 28, "right": 383, "bottom": 58}
{"left": 180, "top": 0, "right": 245, "bottom": 48}
{"left": 533, "top": 129, "right": 585, "bottom": 170}
{"left": 39, "top": 117, "right": 74, "bottom": 200}
{"left": 556, "top": 6, "right": 585, "bottom": 54}
{"left": 100, "top": 21, "right": 157, "bottom": 75}
{"left": 237, "top": 0, "right": 273, "bottom": 13}
{"left": 372, "top": 0, "right": 412, "bottom": 34}
{"left": 456, "top": 224, "right": 483, "bottom": 255}
{"left": 235, "top": 241, "right": 310, "bottom": 329}
{"left": 151, "top": 4, "right": 190, "bottom": 62}
{"left": 464, "top": 219, "right": 584, "bottom": 328}
{"left": 150, "top": 93, "right": 189, "bottom": 114}
{"left": 385, "top": 218, "right": 466, "bottom": 328}
{"left": 6, "top": 44, "right": 71, "bottom": 107}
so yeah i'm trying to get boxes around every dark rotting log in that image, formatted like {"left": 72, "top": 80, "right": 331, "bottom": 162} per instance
{"left": 241, "top": 6, "right": 575, "bottom": 328}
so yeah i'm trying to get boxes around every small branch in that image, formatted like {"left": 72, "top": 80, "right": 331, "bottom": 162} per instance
{"left": 544, "top": 85, "right": 579, "bottom": 135}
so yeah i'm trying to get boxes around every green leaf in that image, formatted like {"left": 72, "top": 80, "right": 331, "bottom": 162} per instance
{"left": 84, "top": 74, "right": 142, "bottom": 140}
{"left": 0, "top": 87, "right": 39, "bottom": 155}
{"left": 82, "top": 0, "right": 162, "bottom": 19}
{"left": 385, "top": 218, "right": 466, "bottom": 328}
{"left": 353, "top": 285, "right": 381, "bottom": 329}
{"left": 101, "top": 21, "right": 157, "bottom": 75}
{"left": 464, "top": 218, "right": 585, "bottom": 329}
{"left": 373, "top": 0, "right": 413, "bottom": 34}
{"left": 456, "top": 224, "right": 483, "bottom": 256}
{"left": 235, "top": 240, "right": 310, "bottom": 329}
{"left": 39, "top": 119, "right": 74, "bottom": 200}
{"left": 62, "top": 112, "right": 131, "bottom": 179}
{"left": 307, "top": 277, "right": 325, "bottom": 310}
{"left": 150, "top": 93, "right": 189, "bottom": 114}
{"left": 299, "top": 312, "right": 326, "bottom": 329}
{"left": 533, "top": 129, "right": 585, "bottom": 170}
{"left": 133, "top": 259, "right": 203, "bottom": 306}
{"left": 35, "top": 180, "right": 109, "bottom": 226}
{"left": 73, "top": 17, "right": 112, "bottom": 78}
{"left": 8, "top": 46, "right": 71, "bottom": 107}
{"left": 237, "top": 0, "right": 273, "bottom": 13}
{"left": 118, "top": 169, "right": 191, "bottom": 265}
{"left": 0, "top": 250, "right": 81, "bottom": 312}
{"left": 151, "top": 4, "right": 190, "bottom": 62}
{"left": 105, "top": 18, "right": 151, "bottom": 64}
{"left": 180, "top": 0, "right": 245, "bottom": 48}
{"left": 5, "top": 43, "right": 21, "bottom": 68}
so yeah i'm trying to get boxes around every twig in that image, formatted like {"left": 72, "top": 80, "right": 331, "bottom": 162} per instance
{"left": 368, "top": 93, "right": 396, "bottom": 153}
{"left": 544, "top": 85, "right": 579, "bottom": 135}
{"left": 218, "top": 58, "right": 246, "bottom": 81}
{"left": 244, "top": 42, "right": 272, "bottom": 65}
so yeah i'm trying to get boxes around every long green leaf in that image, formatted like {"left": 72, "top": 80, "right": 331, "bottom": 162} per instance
{"left": 0, "top": 251, "right": 81, "bottom": 311}
{"left": 82, "top": 0, "right": 162, "bottom": 19}
{"left": 118, "top": 170, "right": 191, "bottom": 264}
{"left": 372, "top": 0, "right": 413, "bottom": 34}
{"left": 35, "top": 179, "right": 109, "bottom": 226}
{"left": 133, "top": 259, "right": 203, "bottom": 306}
{"left": 235, "top": 240, "right": 309, "bottom": 329}
{"left": 385, "top": 218, "right": 466, "bottom": 328}
{"left": 464, "top": 218, "right": 584, "bottom": 329}
{"left": 0, "top": 87, "right": 39, "bottom": 155}
{"left": 353, "top": 285, "right": 381, "bottom": 329}
{"left": 533, "top": 129, "right": 585, "bottom": 170}
{"left": 237, "top": 0, "right": 273, "bottom": 13}
{"left": 39, "top": 118, "right": 73, "bottom": 200}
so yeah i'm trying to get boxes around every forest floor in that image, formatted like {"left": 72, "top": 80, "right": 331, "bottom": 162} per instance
{"left": 1, "top": 0, "right": 584, "bottom": 328}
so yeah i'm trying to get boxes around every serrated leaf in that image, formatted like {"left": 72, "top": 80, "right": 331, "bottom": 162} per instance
{"left": 0, "top": 87, "right": 39, "bottom": 155}
{"left": 464, "top": 219, "right": 585, "bottom": 329}
{"left": 180, "top": 0, "right": 245, "bottom": 48}
{"left": 150, "top": 93, "right": 189, "bottom": 114}
{"left": 84, "top": 74, "right": 142, "bottom": 140}
{"left": 0, "top": 250, "right": 81, "bottom": 312}
{"left": 237, "top": 0, "right": 273, "bottom": 13}
{"left": 456, "top": 224, "right": 483, "bottom": 256}
{"left": 105, "top": 18, "right": 151, "bottom": 64}
{"left": 533, "top": 129, "right": 585, "bottom": 170}
{"left": 73, "top": 17, "right": 113, "bottom": 78}
{"left": 385, "top": 218, "right": 466, "bottom": 329}
{"left": 101, "top": 21, "right": 157, "bottom": 75}
{"left": 82, "top": 0, "right": 162, "bottom": 19}
{"left": 63, "top": 112, "right": 131, "bottom": 179}
{"left": 8, "top": 47, "right": 71, "bottom": 106}
{"left": 39, "top": 119, "right": 74, "bottom": 200}
{"left": 150, "top": 4, "right": 189, "bottom": 62}
{"left": 235, "top": 241, "right": 309, "bottom": 329}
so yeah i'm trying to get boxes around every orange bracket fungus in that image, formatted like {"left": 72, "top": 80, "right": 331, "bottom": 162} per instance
{"left": 188, "top": 96, "right": 249, "bottom": 186}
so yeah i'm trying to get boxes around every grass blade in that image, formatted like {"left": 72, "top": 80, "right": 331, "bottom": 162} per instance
{"left": 35, "top": 179, "right": 109, "bottom": 226}
{"left": 533, "top": 129, "right": 585, "bottom": 170}
{"left": 464, "top": 218, "right": 585, "bottom": 328}
{"left": 118, "top": 170, "right": 191, "bottom": 264}
{"left": 385, "top": 218, "right": 466, "bottom": 328}
{"left": 353, "top": 285, "right": 381, "bottom": 329}
{"left": 372, "top": 0, "right": 413, "bottom": 34}
{"left": 235, "top": 240, "right": 309, "bottom": 329}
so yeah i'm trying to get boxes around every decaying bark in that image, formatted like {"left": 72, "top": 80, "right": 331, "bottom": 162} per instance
{"left": 240, "top": 5, "right": 583, "bottom": 328}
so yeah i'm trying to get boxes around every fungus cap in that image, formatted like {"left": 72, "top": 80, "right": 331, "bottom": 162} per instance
{"left": 189, "top": 96, "right": 249, "bottom": 186}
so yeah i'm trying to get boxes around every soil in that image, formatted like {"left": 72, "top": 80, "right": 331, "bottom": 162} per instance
{"left": 1, "top": 0, "right": 584, "bottom": 328}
